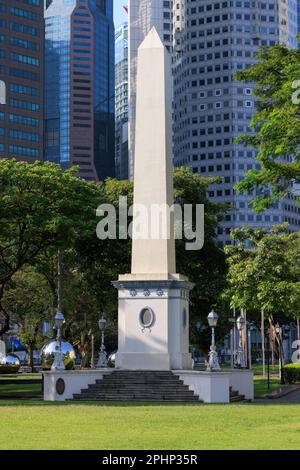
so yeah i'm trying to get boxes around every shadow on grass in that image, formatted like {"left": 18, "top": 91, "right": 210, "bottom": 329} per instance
{"left": 0, "top": 399, "right": 298, "bottom": 408}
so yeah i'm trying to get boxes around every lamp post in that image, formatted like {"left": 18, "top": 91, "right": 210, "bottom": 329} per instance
{"left": 97, "top": 315, "right": 108, "bottom": 368}
{"left": 236, "top": 315, "right": 246, "bottom": 368}
{"left": 207, "top": 310, "right": 220, "bottom": 371}
{"left": 275, "top": 322, "right": 285, "bottom": 385}
{"left": 51, "top": 310, "right": 65, "bottom": 371}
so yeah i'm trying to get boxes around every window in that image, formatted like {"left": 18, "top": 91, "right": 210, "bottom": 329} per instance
{"left": 9, "top": 113, "right": 39, "bottom": 127}
{"left": 10, "top": 7, "right": 40, "bottom": 22}
{"left": 9, "top": 129, "right": 39, "bottom": 142}
{"left": 10, "top": 23, "right": 39, "bottom": 37}
{"left": 16, "top": 0, "right": 40, "bottom": 5}
{"left": 10, "top": 37, "right": 39, "bottom": 51}
{"left": 9, "top": 145, "right": 39, "bottom": 157}
{"left": 10, "top": 83, "right": 39, "bottom": 96}
{"left": 11, "top": 53, "right": 39, "bottom": 66}
{"left": 10, "top": 98, "right": 39, "bottom": 111}
{"left": 9, "top": 67, "right": 39, "bottom": 81}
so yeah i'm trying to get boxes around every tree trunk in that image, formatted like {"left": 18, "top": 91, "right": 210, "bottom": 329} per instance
{"left": 28, "top": 347, "right": 34, "bottom": 369}
{"left": 261, "top": 308, "right": 265, "bottom": 377}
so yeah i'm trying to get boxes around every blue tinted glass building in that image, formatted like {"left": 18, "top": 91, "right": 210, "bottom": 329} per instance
{"left": 44, "top": 0, "right": 115, "bottom": 180}
{"left": 115, "top": 22, "right": 128, "bottom": 179}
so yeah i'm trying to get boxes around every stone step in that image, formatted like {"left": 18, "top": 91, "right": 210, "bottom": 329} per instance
{"left": 229, "top": 388, "right": 245, "bottom": 402}
{"left": 90, "top": 383, "right": 188, "bottom": 389}
{"left": 73, "top": 397, "right": 200, "bottom": 402}
{"left": 74, "top": 393, "right": 199, "bottom": 400}
{"left": 96, "top": 378, "right": 183, "bottom": 385}
{"left": 87, "top": 389, "right": 192, "bottom": 395}
{"left": 71, "top": 370, "right": 200, "bottom": 402}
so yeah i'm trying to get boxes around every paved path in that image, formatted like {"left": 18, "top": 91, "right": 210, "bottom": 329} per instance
{"left": 256, "top": 389, "right": 300, "bottom": 403}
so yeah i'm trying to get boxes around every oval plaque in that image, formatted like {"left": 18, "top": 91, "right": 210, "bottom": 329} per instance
{"left": 56, "top": 378, "right": 65, "bottom": 395}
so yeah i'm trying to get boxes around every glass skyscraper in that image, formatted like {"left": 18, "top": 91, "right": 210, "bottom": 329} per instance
{"left": 115, "top": 22, "right": 129, "bottom": 179}
{"left": 0, "top": 0, "right": 44, "bottom": 163}
{"left": 44, "top": 0, "right": 115, "bottom": 181}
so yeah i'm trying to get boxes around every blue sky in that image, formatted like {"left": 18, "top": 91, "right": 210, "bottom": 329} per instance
{"left": 114, "top": 1, "right": 128, "bottom": 28}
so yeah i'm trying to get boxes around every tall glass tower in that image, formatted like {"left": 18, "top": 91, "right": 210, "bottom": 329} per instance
{"left": 0, "top": 0, "right": 44, "bottom": 163}
{"left": 44, "top": 0, "right": 115, "bottom": 181}
{"left": 115, "top": 22, "right": 129, "bottom": 180}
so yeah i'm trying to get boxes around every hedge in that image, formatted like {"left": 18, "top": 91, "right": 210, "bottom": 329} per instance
{"left": 284, "top": 363, "right": 300, "bottom": 384}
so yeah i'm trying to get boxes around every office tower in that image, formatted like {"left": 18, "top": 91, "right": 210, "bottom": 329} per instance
{"left": 115, "top": 22, "right": 129, "bottom": 180}
{"left": 44, "top": 0, "right": 115, "bottom": 181}
{"left": 173, "top": 0, "right": 300, "bottom": 246}
{"left": 128, "top": 0, "right": 173, "bottom": 178}
{"left": 0, "top": 0, "right": 44, "bottom": 162}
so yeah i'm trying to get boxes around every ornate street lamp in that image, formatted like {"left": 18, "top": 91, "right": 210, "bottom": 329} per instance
{"left": 236, "top": 314, "right": 246, "bottom": 368}
{"left": 97, "top": 315, "right": 108, "bottom": 368}
{"left": 51, "top": 310, "right": 65, "bottom": 371}
{"left": 207, "top": 310, "right": 220, "bottom": 371}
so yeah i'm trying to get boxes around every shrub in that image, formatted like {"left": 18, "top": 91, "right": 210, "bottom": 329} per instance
{"left": 284, "top": 363, "right": 300, "bottom": 384}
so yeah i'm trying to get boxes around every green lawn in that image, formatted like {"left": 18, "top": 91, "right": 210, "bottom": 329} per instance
{"left": 0, "top": 401, "right": 299, "bottom": 450}
{"left": 253, "top": 375, "right": 287, "bottom": 396}
{"left": 0, "top": 373, "right": 42, "bottom": 381}
{"left": 0, "top": 383, "right": 42, "bottom": 397}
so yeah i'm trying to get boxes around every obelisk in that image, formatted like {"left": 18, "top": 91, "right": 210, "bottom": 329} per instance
{"left": 131, "top": 27, "right": 176, "bottom": 277}
{"left": 113, "top": 28, "right": 193, "bottom": 370}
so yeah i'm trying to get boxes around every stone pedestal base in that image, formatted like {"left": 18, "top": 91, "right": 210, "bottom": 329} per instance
{"left": 174, "top": 371, "right": 231, "bottom": 403}
{"left": 173, "top": 369, "right": 254, "bottom": 403}
{"left": 229, "top": 369, "right": 254, "bottom": 400}
{"left": 43, "top": 370, "right": 113, "bottom": 401}
{"left": 113, "top": 276, "right": 193, "bottom": 371}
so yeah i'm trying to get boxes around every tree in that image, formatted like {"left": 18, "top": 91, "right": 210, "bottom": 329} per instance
{"left": 0, "top": 159, "right": 103, "bottom": 335}
{"left": 234, "top": 45, "right": 300, "bottom": 211}
{"left": 3, "top": 268, "right": 54, "bottom": 367}
{"left": 0, "top": 161, "right": 227, "bottom": 361}
{"left": 224, "top": 225, "right": 300, "bottom": 372}
{"left": 225, "top": 224, "right": 300, "bottom": 319}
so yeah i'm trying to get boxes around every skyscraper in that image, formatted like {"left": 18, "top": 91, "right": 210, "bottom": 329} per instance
{"left": 128, "top": 0, "right": 173, "bottom": 178}
{"left": 115, "top": 22, "right": 129, "bottom": 180}
{"left": 173, "top": 0, "right": 300, "bottom": 245}
{"left": 0, "top": 0, "right": 44, "bottom": 162}
{"left": 44, "top": 0, "right": 115, "bottom": 181}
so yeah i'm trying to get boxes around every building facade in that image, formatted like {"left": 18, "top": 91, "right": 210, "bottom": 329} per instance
{"left": 44, "top": 0, "right": 115, "bottom": 181}
{"left": 128, "top": 0, "right": 173, "bottom": 178}
{"left": 0, "top": 0, "right": 44, "bottom": 163}
{"left": 115, "top": 22, "right": 129, "bottom": 179}
{"left": 173, "top": 0, "right": 300, "bottom": 245}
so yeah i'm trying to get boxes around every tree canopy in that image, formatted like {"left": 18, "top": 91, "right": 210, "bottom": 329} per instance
{"left": 224, "top": 224, "right": 300, "bottom": 321}
{"left": 0, "top": 159, "right": 103, "bottom": 334}
{"left": 0, "top": 160, "right": 227, "bottom": 360}
{"left": 235, "top": 45, "right": 300, "bottom": 211}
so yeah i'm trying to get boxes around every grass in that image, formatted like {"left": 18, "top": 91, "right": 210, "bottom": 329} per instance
{"left": 0, "top": 383, "right": 42, "bottom": 397}
{"left": 0, "top": 373, "right": 42, "bottom": 380}
{"left": 253, "top": 375, "right": 287, "bottom": 396}
{"left": 0, "top": 401, "right": 299, "bottom": 450}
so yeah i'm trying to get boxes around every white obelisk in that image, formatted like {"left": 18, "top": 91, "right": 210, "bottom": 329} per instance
{"left": 113, "top": 28, "right": 193, "bottom": 370}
